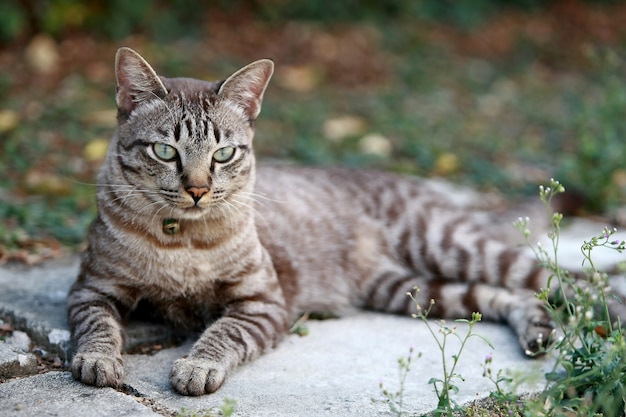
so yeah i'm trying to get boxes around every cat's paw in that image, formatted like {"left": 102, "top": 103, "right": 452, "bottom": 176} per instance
{"left": 519, "top": 319, "right": 554, "bottom": 356}
{"left": 71, "top": 352, "right": 124, "bottom": 388}
{"left": 170, "top": 357, "right": 227, "bottom": 396}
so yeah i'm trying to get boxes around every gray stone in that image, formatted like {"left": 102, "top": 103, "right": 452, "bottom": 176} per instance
{"left": 0, "top": 257, "right": 78, "bottom": 358}
{"left": 6, "top": 330, "right": 31, "bottom": 352}
{"left": 0, "top": 342, "right": 38, "bottom": 379}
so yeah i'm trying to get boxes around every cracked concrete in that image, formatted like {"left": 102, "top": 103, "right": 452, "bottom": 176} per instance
{"left": 0, "top": 218, "right": 625, "bottom": 416}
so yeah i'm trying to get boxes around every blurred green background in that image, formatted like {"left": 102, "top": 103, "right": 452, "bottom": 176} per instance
{"left": 1, "top": 0, "right": 626, "bottom": 262}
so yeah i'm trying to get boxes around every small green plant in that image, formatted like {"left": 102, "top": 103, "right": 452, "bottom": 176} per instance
{"left": 480, "top": 352, "right": 528, "bottom": 416}
{"left": 482, "top": 353, "right": 514, "bottom": 402}
{"left": 377, "top": 347, "right": 420, "bottom": 416}
{"left": 375, "top": 299, "right": 492, "bottom": 417}
{"left": 514, "top": 179, "right": 626, "bottom": 417}
{"left": 408, "top": 294, "right": 493, "bottom": 417}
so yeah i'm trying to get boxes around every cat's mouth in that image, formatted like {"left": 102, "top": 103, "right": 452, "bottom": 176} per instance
{"left": 179, "top": 204, "right": 209, "bottom": 218}
{"left": 169, "top": 194, "right": 231, "bottom": 219}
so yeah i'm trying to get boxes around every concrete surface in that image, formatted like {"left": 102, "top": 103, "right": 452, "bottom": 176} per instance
{"left": 0, "top": 218, "right": 625, "bottom": 417}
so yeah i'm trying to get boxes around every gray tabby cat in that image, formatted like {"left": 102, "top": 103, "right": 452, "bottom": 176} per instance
{"left": 68, "top": 47, "right": 567, "bottom": 395}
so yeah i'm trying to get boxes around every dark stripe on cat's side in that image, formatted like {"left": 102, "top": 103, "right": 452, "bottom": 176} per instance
{"left": 524, "top": 266, "right": 546, "bottom": 291}
{"left": 384, "top": 276, "right": 416, "bottom": 313}
{"left": 365, "top": 272, "right": 401, "bottom": 308}
{"left": 462, "top": 283, "right": 481, "bottom": 315}
{"left": 396, "top": 227, "right": 413, "bottom": 268}
{"left": 497, "top": 250, "right": 517, "bottom": 285}
{"left": 426, "top": 281, "right": 445, "bottom": 312}
{"left": 456, "top": 248, "right": 472, "bottom": 282}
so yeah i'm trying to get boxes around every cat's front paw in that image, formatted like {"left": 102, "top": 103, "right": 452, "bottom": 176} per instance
{"left": 71, "top": 352, "right": 124, "bottom": 388}
{"left": 170, "top": 357, "right": 227, "bottom": 395}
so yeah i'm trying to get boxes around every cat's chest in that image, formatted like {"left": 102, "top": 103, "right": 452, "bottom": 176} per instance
{"left": 104, "top": 215, "right": 255, "bottom": 295}
{"left": 139, "top": 246, "right": 222, "bottom": 294}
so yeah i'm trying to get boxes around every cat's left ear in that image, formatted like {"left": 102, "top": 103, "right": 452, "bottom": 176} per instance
{"left": 218, "top": 59, "right": 274, "bottom": 121}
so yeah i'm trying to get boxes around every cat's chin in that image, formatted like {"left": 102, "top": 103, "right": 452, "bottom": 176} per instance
{"left": 176, "top": 207, "right": 210, "bottom": 220}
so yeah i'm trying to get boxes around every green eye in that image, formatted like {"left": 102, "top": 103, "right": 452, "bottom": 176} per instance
{"left": 153, "top": 143, "right": 178, "bottom": 161}
{"left": 213, "top": 146, "right": 235, "bottom": 163}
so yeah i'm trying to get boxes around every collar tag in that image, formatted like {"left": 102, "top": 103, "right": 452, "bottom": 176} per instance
{"left": 163, "top": 218, "right": 180, "bottom": 235}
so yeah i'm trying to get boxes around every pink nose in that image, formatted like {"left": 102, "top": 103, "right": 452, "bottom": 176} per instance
{"left": 186, "top": 186, "right": 209, "bottom": 203}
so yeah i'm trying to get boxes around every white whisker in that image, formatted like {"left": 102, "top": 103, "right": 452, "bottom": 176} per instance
{"left": 230, "top": 195, "right": 267, "bottom": 224}
{"left": 239, "top": 191, "right": 285, "bottom": 204}
{"left": 130, "top": 199, "right": 165, "bottom": 223}
{"left": 150, "top": 201, "right": 171, "bottom": 226}
{"left": 218, "top": 198, "right": 246, "bottom": 230}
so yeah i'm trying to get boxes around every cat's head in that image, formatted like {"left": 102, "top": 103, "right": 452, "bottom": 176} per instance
{"left": 106, "top": 47, "right": 273, "bottom": 220}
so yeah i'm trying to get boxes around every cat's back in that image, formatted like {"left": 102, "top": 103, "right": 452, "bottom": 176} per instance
{"left": 254, "top": 164, "right": 471, "bottom": 222}
{"left": 253, "top": 165, "right": 457, "bottom": 314}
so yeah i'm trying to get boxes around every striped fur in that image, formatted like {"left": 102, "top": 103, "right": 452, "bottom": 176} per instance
{"left": 69, "top": 48, "right": 576, "bottom": 395}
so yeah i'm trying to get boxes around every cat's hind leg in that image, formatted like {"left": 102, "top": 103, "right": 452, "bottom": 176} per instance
{"left": 363, "top": 274, "right": 553, "bottom": 355}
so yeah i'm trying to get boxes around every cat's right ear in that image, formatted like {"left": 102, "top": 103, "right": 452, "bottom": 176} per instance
{"left": 115, "top": 47, "right": 168, "bottom": 115}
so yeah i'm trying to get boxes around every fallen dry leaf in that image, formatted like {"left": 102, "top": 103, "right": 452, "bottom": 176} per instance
{"left": 25, "top": 34, "right": 60, "bottom": 74}
{"left": 322, "top": 115, "right": 367, "bottom": 142}
{"left": 275, "top": 65, "right": 321, "bottom": 93}
{"left": 83, "top": 138, "right": 109, "bottom": 162}
{"left": 434, "top": 153, "right": 459, "bottom": 176}
{"left": 84, "top": 109, "right": 117, "bottom": 127}
{"left": 0, "top": 110, "right": 19, "bottom": 133}
{"left": 358, "top": 133, "right": 392, "bottom": 158}
{"left": 25, "top": 171, "right": 72, "bottom": 196}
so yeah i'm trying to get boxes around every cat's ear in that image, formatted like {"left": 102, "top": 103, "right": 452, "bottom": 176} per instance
{"left": 218, "top": 59, "right": 274, "bottom": 121}
{"left": 115, "top": 47, "right": 168, "bottom": 114}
